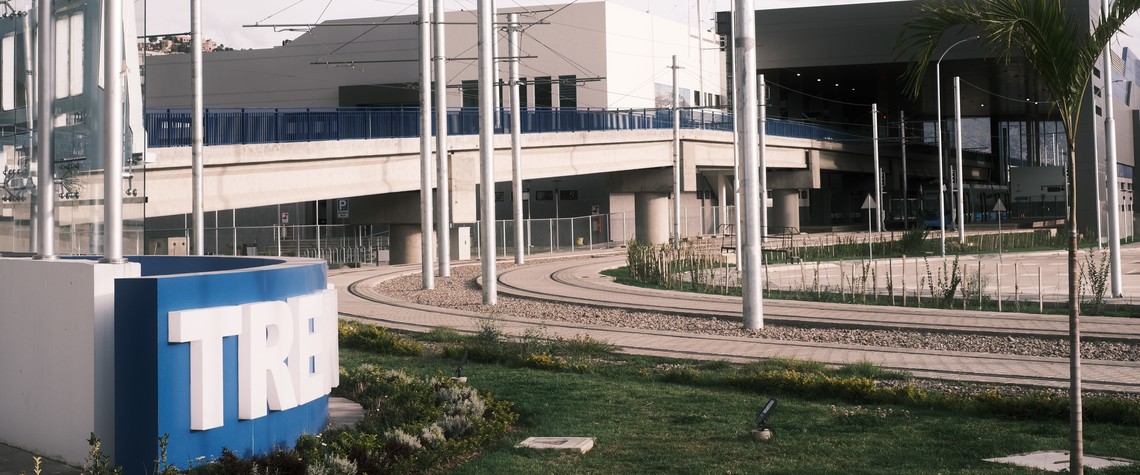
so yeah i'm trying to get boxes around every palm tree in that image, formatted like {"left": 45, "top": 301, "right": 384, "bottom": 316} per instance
{"left": 897, "top": 1, "right": 1140, "bottom": 473}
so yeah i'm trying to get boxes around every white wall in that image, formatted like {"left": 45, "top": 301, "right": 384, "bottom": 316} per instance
{"left": 604, "top": 2, "right": 723, "bottom": 109}
{"left": 143, "top": 1, "right": 723, "bottom": 111}
{"left": 0, "top": 259, "right": 141, "bottom": 465}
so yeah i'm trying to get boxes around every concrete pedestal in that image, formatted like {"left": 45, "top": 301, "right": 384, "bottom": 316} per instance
{"left": 635, "top": 192, "right": 670, "bottom": 244}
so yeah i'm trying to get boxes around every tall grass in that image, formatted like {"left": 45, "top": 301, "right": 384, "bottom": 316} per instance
{"left": 618, "top": 231, "right": 1137, "bottom": 316}
{"left": 626, "top": 238, "right": 728, "bottom": 293}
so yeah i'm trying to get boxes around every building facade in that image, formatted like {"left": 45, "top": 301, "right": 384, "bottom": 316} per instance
{"left": 143, "top": 1, "right": 724, "bottom": 112}
{"left": 719, "top": 0, "right": 1137, "bottom": 237}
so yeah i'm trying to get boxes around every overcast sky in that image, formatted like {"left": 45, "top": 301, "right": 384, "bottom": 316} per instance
{"left": 134, "top": 0, "right": 911, "bottom": 50}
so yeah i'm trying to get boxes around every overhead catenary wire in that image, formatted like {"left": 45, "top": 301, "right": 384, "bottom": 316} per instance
{"left": 521, "top": 30, "right": 598, "bottom": 78}
{"left": 522, "top": 0, "right": 580, "bottom": 32}
{"left": 766, "top": 80, "right": 874, "bottom": 108}
{"left": 958, "top": 78, "right": 1053, "bottom": 106}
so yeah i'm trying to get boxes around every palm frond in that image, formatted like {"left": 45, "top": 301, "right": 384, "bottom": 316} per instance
{"left": 895, "top": 1, "right": 983, "bottom": 98}
{"left": 897, "top": 0, "right": 1140, "bottom": 141}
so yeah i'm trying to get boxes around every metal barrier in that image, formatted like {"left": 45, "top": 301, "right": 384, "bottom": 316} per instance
{"left": 143, "top": 224, "right": 388, "bottom": 259}
{"left": 146, "top": 107, "right": 857, "bottom": 148}
{"left": 475, "top": 212, "right": 630, "bottom": 257}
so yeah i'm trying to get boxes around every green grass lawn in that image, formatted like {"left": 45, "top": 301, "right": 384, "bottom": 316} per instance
{"left": 340, "top": 346, "right": 1140, "bottom": 474}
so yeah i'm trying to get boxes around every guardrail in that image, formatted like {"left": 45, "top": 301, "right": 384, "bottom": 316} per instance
{"left": 145, "top": 107, "right": 859, "bottom": 148}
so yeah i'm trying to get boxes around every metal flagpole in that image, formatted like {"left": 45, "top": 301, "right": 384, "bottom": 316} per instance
{"left": 509, "top": 13, "right": 524, "bottom": 264}
{"left": 1102, "top": 0, "right": 1123, "bottom": 297}
{"left": 434, "top": 0, "right": 451, "bottom": 277}
{"left": 102, "top": 0, "right": 125, "bottom": 262}
{"left": 419, "top": 0, "right": 435, "bottom": 289}
{"left": 478, "top": 0, "right": 497, "bottom": 304}
{"left": 872, "top": 103, "right": 881, "bottom": 233}
{"left": 730, "top": 2, "right": 740, "bottom": 241}
{"left": 759, "top": 73, "right": 768, "bottom": 241}
{"left": 34, "top": 0, "right": 54, "bottom": 260}
{"left": 671, "top": 55, "right": 682, "bottom": 244}
{"left": 22, "top": 11, "right": 35, "bottom": 253}
{"left": 734, "top": 0, "right": 762, "bottom": 329}
{"left": 901, "top": 111, "right": 908, "bottom": 225}
{"left": 954, "top": 76, "right": 965, "bottom": 244}
{"left": 191, "top": 0, "right": 205, "bottom": 255}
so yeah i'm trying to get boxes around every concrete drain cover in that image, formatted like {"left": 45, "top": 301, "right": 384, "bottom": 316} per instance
{"left": 515, "top": 437, "right": 595, "bottom": 453}
{"left": 984, "top": 451, "right": 1135, "bottom": 472}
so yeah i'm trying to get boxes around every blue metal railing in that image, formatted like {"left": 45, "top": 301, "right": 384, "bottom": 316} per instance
{"left": 145, "top": 106, "right": 856, "bottom": 148}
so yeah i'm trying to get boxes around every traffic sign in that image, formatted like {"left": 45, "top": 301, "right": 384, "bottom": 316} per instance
{"left": 336, "top": 199, "right": 349, "bottom": 219}
{"left": 280, "top": 212, "right": 289, "bottom": 224}
{"left": 861, "top": 194, "right": 877, "bottom": 209}
{"left": 993, "top": 199, "right": 1006, "bottom": 212}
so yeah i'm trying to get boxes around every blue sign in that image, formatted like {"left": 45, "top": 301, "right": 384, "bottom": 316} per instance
{"left": 114, "top": 256, "right": 337, "bottom": 471}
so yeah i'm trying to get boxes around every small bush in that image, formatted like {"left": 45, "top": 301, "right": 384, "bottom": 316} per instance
{"left": 324, "top": 364, "right": 517, "bottom": 473}
{"left": 82, "top": 433, "right": 122, "bottom": 475}
{"left": 829, "top": 405, "right": 912, "bottom": 429}
{"left": 649, "top": 363, "right": 703, "bottom": 384}
{"left": 899, "top": 223, "right": 928, "bottom": 255}
{"left": 339, "top": 320, "right": 425, "bottom": 356}
{"left": 834, "top": 360, "right": 912, "bottom": 381}
{"left": 304, "top": 454, "right": 357, "bottom": 475}
{"left": 423, "top": 327, "right": 466, "bottom": 343}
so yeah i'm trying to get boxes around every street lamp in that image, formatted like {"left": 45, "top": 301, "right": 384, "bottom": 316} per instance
{"left": 935, "top": 35, "right": 978, "bottom": 256}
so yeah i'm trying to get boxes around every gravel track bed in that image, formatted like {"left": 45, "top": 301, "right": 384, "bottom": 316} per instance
{"left": 372, "top": 263, "right": 1140, "bottom": 363}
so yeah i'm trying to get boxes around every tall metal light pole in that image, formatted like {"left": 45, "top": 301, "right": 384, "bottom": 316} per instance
{"left": 697, "top": 0, "right": 704, "bottom": 106}
{"left": 671, "top": 55, "right": 682, "bottom": 244}
{"left": 901, "top": 111, "right": 908, "bottom": 224}
{"left": 730, "top": 2, "right": 741, "bottom": 240}
{"left": 734, "top": 0, "right": 762, "bottom": 329}
{"left": 419, "top": 0, "right": 435, "bottom": 289}
{"left": 191, "top": 0, "right": 205, "bottom": 256}
{"left": 872, "top": 103, "right": 881, "bottom": 233}
{"left": 759, "top": 73, "right": 768, "bottom": 240}
{"left": 434, "top": 0, "right": 450, "bottom": 277}
{"left": 934, "top": 36, "right": 977, "bottom": 255}
{"left": 509, "top": 13, "right": 524, "bottom": 264}
{"left": 954, "top": 76, "right": 965, "bottom": 244}
{"left": 34, "top": 0, "right": 54, "bottom": 260}
{"left": 1103, "top": 0, "right": 1123, "bottom": 297}
{"left": 22, "top": 10, "right": 35, "bottom": 253}
{"left": 102, "top": 0, "right": 125, "bottom": 263}
{"left": 478, "top": 0, "right": 496, "bottom": 305}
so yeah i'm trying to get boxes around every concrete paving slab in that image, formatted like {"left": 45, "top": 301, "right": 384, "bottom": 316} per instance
{"left": 327, "top": 397, "right": 365, "bottom": 430}
{"left": 0, "top": 442, "right": 79, "bottom": 474}
{"left": 515, "top": 437, "right": 595, "bottom": 453}
{"left": 984, "top": 451, "right": 1135, "bottom": 472}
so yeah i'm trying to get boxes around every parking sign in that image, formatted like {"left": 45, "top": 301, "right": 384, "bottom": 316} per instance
{"left": 336, "top": 199, "right": 349, "bottom": 218}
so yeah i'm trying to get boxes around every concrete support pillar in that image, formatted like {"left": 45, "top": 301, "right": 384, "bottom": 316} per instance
{"left": 390, "top": 224, "right": 426, "bottom": 265}
{"left": 770, "top": 189, "right": 800, "bottom": 232}
{"left": 635, "top": 192, "right": 670, "bottom": 244}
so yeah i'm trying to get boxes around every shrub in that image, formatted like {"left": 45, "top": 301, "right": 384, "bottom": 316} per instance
{"left": 383, "top": 429, "right": 424, "bottom": 458}
{"left": 82, "top": 433, "right": 121, "bottom": 475}
{"left": 304, "top": 454, "right": 357, "bottom": 475}
{"left": 829, "top": 405, "right": 913, "bottom": 429}
{"left": 423, "top": 327, "right": 465, "bottom": 343}
{"left": 324, "top": 364, "right": 517, "bottom": 473}
{"left": 899, "top": 223, "right": 928, "bottom": 255}
{"left": 338, "top": 320, "right": 426, "bottom": 356}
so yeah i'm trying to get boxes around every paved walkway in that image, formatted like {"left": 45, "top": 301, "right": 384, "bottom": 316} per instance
{"left": 0, "top": 443, "right": 79, "bottom": 475}
{"left": 331, "top": 248, "right": 1140, "bottom": 394}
